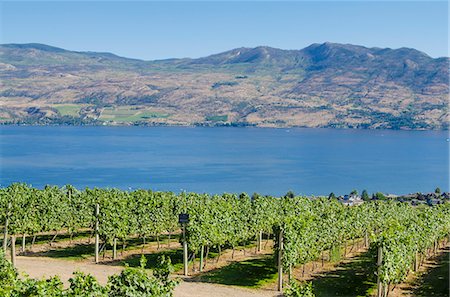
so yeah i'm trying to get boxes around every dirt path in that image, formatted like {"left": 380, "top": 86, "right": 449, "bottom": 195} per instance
{"left": 15, "top": 256, "right": 123, "bottom": 285}
{"left": 15, "top": 256, "right": 279, "bottom": 297}
{"left": 175, "top": 280, "right": 279, "bottom": 297}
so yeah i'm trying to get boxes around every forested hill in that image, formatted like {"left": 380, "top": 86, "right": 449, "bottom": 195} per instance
{"left": 0, "top": 42, "right": 448, "bottom": 129}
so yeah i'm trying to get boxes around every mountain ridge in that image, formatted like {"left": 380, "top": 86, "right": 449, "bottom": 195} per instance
{"left": 0, "top": 42, "right": 448, "bottom": 129}
{"left": 1, "top": 42, "right": 443, "bottom": 60}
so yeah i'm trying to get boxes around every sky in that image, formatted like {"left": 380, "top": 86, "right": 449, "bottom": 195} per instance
{"left": 0, "top": 1, "right": 448, "bottom": 60}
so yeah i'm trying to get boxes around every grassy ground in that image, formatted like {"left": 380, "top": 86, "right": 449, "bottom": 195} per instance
{"left": 53, "top": 104, "right": 83, "bottom": 116}
{"left": 197, "top": 256, "right": 278, "bottom": 288}
{"left": 412, "top": 246, "right": 449, "bottom": 297}
{"left": 311, "top": 251, "right": 376, "bottom": 297}
{"left": 99, "top": 106, "right": 169, "bottom": 122}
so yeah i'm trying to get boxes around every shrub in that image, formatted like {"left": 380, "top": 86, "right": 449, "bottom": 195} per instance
{"left": 0, "top": 250, "right": 18, "bottom": 296}
{"left": 67, "top": 271, "right": 107, "bottom": 297}
{"left": 16, "top": 276, "right": 64, "bottom": 297}
{"left": 285, "top": 280, "right": 316, "bottom": 297}
{"left": 107, "top": 255, "right": 178, "bottom": 297}
{"left": 0, "top": 251, "right": 177, "bottom": 297}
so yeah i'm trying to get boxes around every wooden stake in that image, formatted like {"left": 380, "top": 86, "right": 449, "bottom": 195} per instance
{"left": 95, "top": 203, "right": 99, "bottom": 263}
{"left": 258, "top": 230, "right": 262, "bottom": 252}
{"left": 22, "top": 234, "right": 26, "bottom": 253}
{"left": 31, "top": 235, "right": 36, "bottom": 251}
{"left": 204, "top": 245, "right": 209, "bottom": 269}
{"left": 10, "top": 235, "right": 16, "bottom": 267}
{"left": 377, "top": 245, "right": 383, "bottom": 297}
{"left": 277, "top": 229, "right": 283, "bottom": 292}
{"left": 183, "top": 224, "right": 188, "bottom": 276}
{"left": 200, "top": 245, "right": 204, "bottom": 272}
{"left": 113, "top": 237, "right": 117, "bottom": 260}
{"left": 217, "top": 245, "right": 221, "bottom": 263}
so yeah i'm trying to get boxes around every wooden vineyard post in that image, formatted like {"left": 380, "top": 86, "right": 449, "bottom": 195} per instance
{"left": 10, "top": 235, "right": 16, "bottom": 267}
{"left": 179, "top": 213, "right": 189, "bottom": 276}
{"left": 258, "top": 230, "right": 262, "bottom": 252}
{"left": 113, "top": 237, "right": 117, "bottom": 260}
{"left": 277, "top": 229, "right": 284, "bottom": 292}
{"left": 377, "top": 245, "right": 383, "bottom": 297}
{"left": 22, "top": 234, "right": 26, "bottom": 253}
{"left": 199, "top": 245, "right": 204, "bottom": 272}
{"left": 95, "top": 203, "right": 99, "bottom": 264}
{"left": 183, "top": 225, "right": 188, "bottom": 276}
{"left": 3, "top": 202, "right": 11, "bottom": 253}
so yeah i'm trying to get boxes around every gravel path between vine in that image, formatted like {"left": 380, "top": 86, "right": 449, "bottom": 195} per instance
{"left": 15, "top": 256, "right": 279, "bottom": 297}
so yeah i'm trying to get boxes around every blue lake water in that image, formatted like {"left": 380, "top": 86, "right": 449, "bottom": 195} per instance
{"left": 0, "top": 126, "right": 448, "bottom": 196}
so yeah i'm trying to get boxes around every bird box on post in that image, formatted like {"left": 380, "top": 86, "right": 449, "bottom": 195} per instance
{"left": 179, "top": 213, "right": 189, "bottom": 224}
{"left": 179, "top": 213, "right": 190, "bottom": 276}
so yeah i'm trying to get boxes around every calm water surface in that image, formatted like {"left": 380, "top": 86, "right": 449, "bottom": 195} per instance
{"left": 0, "top": 126, "right": 448, "bottom": 196}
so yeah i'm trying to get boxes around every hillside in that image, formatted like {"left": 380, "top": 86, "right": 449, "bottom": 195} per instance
{"left": 0, "top": 42, "right": 448, "bottom": 129}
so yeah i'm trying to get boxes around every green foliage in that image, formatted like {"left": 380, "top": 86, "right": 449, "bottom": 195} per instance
{"left": 284, "top": 191, "right": 295, "bottom": 199}
{"left": 373, "top": 192, "right": 387, "bottom": 200}
{"left": 0, "top": 250, "right": 18, "bottom": 296}
{"left": 361, "top": 190, "right": 369, "bottom": 201}
{"left": 369, "top": 202, "right": 450, "bottom": 286}
{"left": 328, "top": 192, "right": 336, "bottom": 200}
{"left": 329, "top": 245, "right": 341, "bottom": 262}
{"left": 285, "top": 281, "right": 316, "bottom": 297}
{"left": 1, "top": 183, "right": 449, "bottom": 294}
{"left": 435, "top": 187, "right": 441, "bottom": 195}
{"left": 107, "top": 256, "right": 178, "bottom": 297}
{"left": 0, "top": 250, "right": 177, "bottom": 297}
{"left": 153, "top": 255, "right": 174, "bottom": 284}
{"left": 17, "top": 276, "right": 65, "bottom": 297}
{"left": 67, "top": 272, "right": 107, "bottom": 297}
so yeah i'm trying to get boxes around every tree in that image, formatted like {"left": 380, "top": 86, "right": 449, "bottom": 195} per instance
{"left": 328, "top": 192, "right": 336, "bottom": 200}
{"left": 373, "top": 192, "right": 387, "bottom": 200}
{"left": 361, "top": 190, "right": 369, "bottom": 201}
{"left": 435, "top": 187, "right": 441, "bottom": 195}
{"left": 285, "top": 191, "right": 295, "bottom": 199}
{"left": 350, "top": 189, "right": 358, "bottom": 196}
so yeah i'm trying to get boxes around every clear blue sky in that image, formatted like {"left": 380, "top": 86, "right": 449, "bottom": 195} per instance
{"left": 0, "top": 1, "right": 448, "bottom": 60}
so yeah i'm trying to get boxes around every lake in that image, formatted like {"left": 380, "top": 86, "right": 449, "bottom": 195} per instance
{"left": 0, "top": 126, "right": 448, "bottom": 196}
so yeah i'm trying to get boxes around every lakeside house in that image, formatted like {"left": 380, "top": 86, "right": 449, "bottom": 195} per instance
{"left": 442, "top": 192, "right": 450, "bottom": 199}
{"left": 399, "top": 191, "right": 449, "bottom": 206}
{"left": 334, "top": 191, "right": 449, "bottom": 207}
{"left": 339, "top": 193, "right": 364, "bottom": 206}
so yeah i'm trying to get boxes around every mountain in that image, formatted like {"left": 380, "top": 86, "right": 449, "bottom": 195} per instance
{"left": 0, "top": 42, "right": 448, "bottom": 129}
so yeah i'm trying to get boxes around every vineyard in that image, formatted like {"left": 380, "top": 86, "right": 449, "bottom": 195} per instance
{"left": 1, "top": 183, "right": 449, "bottom": 297}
